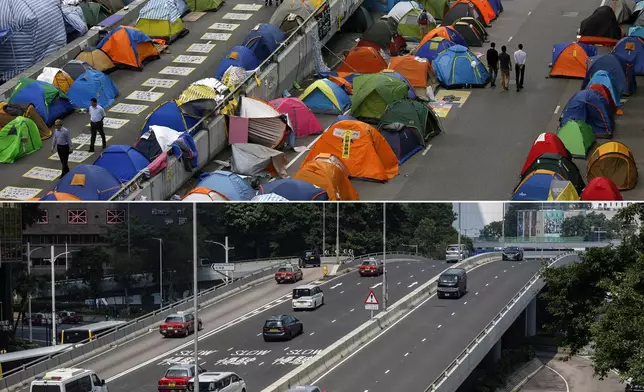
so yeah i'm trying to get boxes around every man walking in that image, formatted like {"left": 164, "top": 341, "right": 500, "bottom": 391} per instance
{"left": 498, "top": 45, "right": 512, "bottom": 91}
{"left": 51, "top": 119, "right": 72, "bottom": 177}
{"left": 514, "top": 43, "right": 527, "bottom": 91}
{"left": 417, "top": 9, "right": 430, "bottom": 39}
{"left": 88, "top": 97, "right": 106, "bottom": 152}
{"left": 486, "top": 42, "right": 499, "bottom": 87}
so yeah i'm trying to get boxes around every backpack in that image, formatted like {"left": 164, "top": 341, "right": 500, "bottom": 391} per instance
{"left": 418, "top": 11, "right": 428, "bottom": 24}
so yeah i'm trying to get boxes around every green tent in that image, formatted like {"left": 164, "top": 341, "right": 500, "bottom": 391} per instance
{"left": 522, "top": 152, "right": 585, "bottom": 194}
{"left": 0, "top": 117, "right": 43, "bottom": 164}
{"left": 351, "top": 74, "right": 410, "bottom": 122}
{"left": 557, "top": 120, "right": 595, "bottom": 158}
{"left": 185, "top": 0, "right": 224, "bottom": 12}
{"left": 80, "top": 2, "right": 112, "bottom": 26}
{"left": 418, "top": 0, "right": 449, "bottom": 19}
{"left": 378, "top": 99, "right": 444, "bottom": 141}
{"left": 398, "top": 9, "right": 436, "bottom": 39}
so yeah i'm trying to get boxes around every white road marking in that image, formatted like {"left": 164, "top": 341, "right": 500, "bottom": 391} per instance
{"left": 228, "top": 347, "right": 233, "bottom": 351}
{"left": 330, "top": 283, "right": 343, "bottom": 289}
{"left": 340, "top": 291, "right": 344, "bottom": 294}
{"left": 408, "top": 282, "right": 418, "bottom": 288}
{"left": 437, "top": 324, "right": 442, "bottom": 329}
{"left": 259, "top": 362, "right": 264, "bottom": 366}
{"left": 495, "top": 276, "right": 498, "bottom": 279}
{"left": 463, "top": 301, "right": 467, "bottom": 305}
{"left": 397, "top": 266, "right": 400, "bottom": 269}
{"left": 421, "top": 270, "right": 425, "bottom": 272}
{"left": 284, "top": 347, "right": 290, "bottom": 351}
{"left": 422, "top": 338, "right": 426, "bottom": 342}
{"left": 486, "top": 283, "right": 489, "bottom": 286}
{"left": 508, "top": 36, "right": 513, "bottom": 42}
{"left": 397, "top": 282, "right": 401, "bottom": 285}
{"left": 385, "top": 369, "right": 390, "bottom": 374}
{"left": 451, "top": 312, "right": 455, "bottom": 316}
{"left": 331, "top": 319, "right": 336, "bottom": 323}
{"left": 357, "top": 282, "right": 361, "bottom": 285}
{"left": 350, "top": 308, "right": 355, "bottom": 312}
{"left": 404, "top": 352, "right": 409, "bottom": 357}
{"left": 504, "top": 270, "right": 507, "bottom": 273}
{"left": 422, "top": 144, "right": 433, "bottom": 156}
{"left": 409, "top": 275, "right": 414, "bottom": 278}
{"left": 310, "top": 332, "right": 315, "bottom": 336}
{"left": 545, "top": 365, "right": 570, "bottom": 392}
{"left": 371, "top": 282, "right": 383, "bottom": 289}
{"left": 527, "top": 10, "right": 532, "bottom": 15}
{"left": 256, "top": 333, "right": 261, "bottom": 336}
{"left": 554, "top": 105, "right": 561, "bottom": 114}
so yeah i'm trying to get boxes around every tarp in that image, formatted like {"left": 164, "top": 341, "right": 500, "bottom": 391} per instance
{"left": 415, "top": 37, "right": 457, "bottom": 63}
{"left": 294, "top": 153, "right": 360, "bottom": 200}
{"left": 351, "top": 74, "right": 410, "bottom": 121}
{"left": 80, "top": 2, "right": 111, "bottom": 26}
{"left": 93, "top": 144, "right": 150, "bottom": 182}
{"left": 230, "top": 143, "right": 287, "bottom": 177}
{"left": 587, "top": 141, "right": 638, "bottom": 190}
{"left": 141, "top": 101, "right": 199, "bottom": 135}
{"left": 417, "top": 0, "right": 449, "bottom": 19}
{"left": 238, "top": 96, "right": 290, "bottom": 149}
{"left": 511, "top": 169, "right": 566, "bottom": 201}
{"left": 557, "top": 120, "right": 595, "bottom": 158}
{"left": 548, "top": 180, "right": 580, "bottom": 201}
{"left": 587, "top": 70, "right": 621, "bottom": 108}
{"left": 559, "top": 90, "right": 614, "bottom": 138}
{"left": 0, "top": 102, "right": 51, "bottom": 141}
{"left": 37, "top": 67, "right": 74, "bottom": 94}
{"left": 135, "top": 0, "right": 187, "bottom": 39}
{"left": 63, "top": 60, "right": 96, "bottom": 80}
{"left": 432, "top": 45, "right": 490, "bottom": 88}
{"left": 135, "top": 125, "right": 183, "bottom": 160}
{"left": 579, "top": 6, "right": 622, "bottom": 45}
{"left": 9, "top": 78, "right": 74, "bottom": 126}
{"left": 419, "top": 26, "right": 468, "bottom": 47}
{"left": 521, "top": 152, "right": 585, "bottom": 194}
{"left": 40, "top": 191, "right": 81, "bottom": 201}
{"left": 300, "top": 79, "right": 351, "bottom": 114}
{"left": 612, "top": 36, "right": 644, "bottom": 75}
{"left": 269, "top": 98, "right": 323, "bottom": 138}
{"left": 442, "top": 1, "right": 485, "bottom": 26}
{"left": 610, "top": 0, "right": 633, "bottom": 23}
{"left": 520, "top": 133, "right": 571, "bottom": 176}
{"left": 549, "top": 42, "right": 597, "bottom": 78}
{"left": 452, "top": 21, "right": 485, "bottom": 47}
{"left": 53, "top": 164, "right": 122, "bottom": 200}
{"left": 61, "top": 4, "right": 89, "bottom": 38}
{"left": 582, "top": 54, "right": 633, "bottom": 96}
{"left": 242, "top": 24, "right": 287, "bottom": 63}
{"left": 97, "top": 25, "right": 160, "bottom": 69}
{"left": 75, "top": 48, "right": 116, "bottom": 73}
{"left": 67, "top": 70, "right": 119, "bottom": 109}
{"left": 185, "top": 0, "right": 223, "bottom": 11}
{"left": 0, "top": 116, "right": 42, "bottom": 163}
{"left": 196, "top": 170, "right": 254, "bottom": 201}
{"left": 580, "top": 177, "right": 623, "bottom": 200}
{"left": 305, "top": 119, "right": 399, "bottom": 182}
{"left": 337, "top": 47, "right": 388, "bottom": 74}
{"left": 214, "top": 46, "right": 260, "bottom": 79}
{"left": 258, "top": 178, "right": 329, "bottom": 200}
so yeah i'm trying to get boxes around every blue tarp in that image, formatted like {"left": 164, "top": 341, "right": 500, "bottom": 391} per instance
{"left": 582, "top": 53, "right": 635, "bottom": 96}
{"left": 511, "top": 172, "right": 565, "bottom": 201}
{"left": 380, "top": 71, "right": 417, "bottom": 99}
{"left": 612, "top": 36, "right": 644, "bottom": 75}
{"left": 141, "top": 101, "right": 199, "bottom": 135}
{"left": 93, "top": 145, "right": 150, "bottom": 182}
{"left": 560, "top": 90, "right": 614, "bottom": 138}
{"left": 416, "top": 38, "right": 456, "bottom": 63}
{"left": 487, "top": 0, "right": 503, "bottom": 14}
{"left": 551, "top": 42, "right": 597, "bottom": 65}
{"left": 169, "top": 133, "right": 198, "bottom": 168}
{"left": 301, "top": 79, "right": 351, "bottom": 114}
{"left": 53, "top": 164, "right": 122, "bottom": 200}
{"left": 432, "top": 45, "right": 490, "bottom": 88}
{"left": 214, "top": 46, "right": 260, "bottom": 79}
{"left": 61, "top": 4, "right": 89, "bottom": 38}
{"left": 9, "top": 81, "right": 73, "bottom": 126}
{"left": 381, "top": 128, "right": 423, "bottom": 164}
{"left": 197, "top": 170, "right": 254, "bottom": 200}
{"left": 630, "top": 26, "right": 644, "bottom": 38}
{"left": 67, "top": 70, "right": 119, "bottom": 109}
{"left": 258, "top": 178, "right": 329, "bottom": 200}
{"left": 242, "top": 24, "right": 286, "bottom": 63}
{"left": 587, "top": 70, "right": 621, "bottom": 107}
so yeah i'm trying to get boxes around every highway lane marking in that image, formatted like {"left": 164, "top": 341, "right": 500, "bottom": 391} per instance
{"left": 228, "top": 347, "right": 234, "bottom": 351}
{"left": 508, "top": 36, "right": 513, "bottom": 42}
{"left": 422, "top": 338, "right": 426, "bottom": 342}
{"left": 504, "top": 270, "right": 507, "bottom": 273}
{"left": 421, "top": 270, "right": 425, "bottom": 272}
{"left": 310, "top": 332, "right": 315, "bottom": 336}
{"left": 397, "top": 282, "right": 401, "bottom": 285}
{"left": 408, "top": 282, "right": 418, "bottom": 288}
{"left": 422, "top": 144, "right": 432, "bottom": 156}
{"left": 330, "top": 283, "right": 343, "bottom": 289}
{"left": 256, "top": 333, "right": 261, "bottom": 336}
{"left": 437, "top": 324, "right": 442, "bottom": 329}
{"left": 486, "top": 283, "right": 489, "bottom": 286}
{"left": 385, "top": 369, "right": 390, "bottom": 374}
{"left": 371, "top": 282, "right": 383, "bottom": 289}
{"left": 404, "top": 352, "right": 409, "bottom": 357}
{"left": 410, "top": 275, "right": 414, "bottom": 278}
{"left": 284, "top": 347, "right": 290, "bottom": 351}
{"left": 495, "top": 276, "right": 498, "bottom": 279}
{"left": 259, "top": 361, "right": 264, "bottom": 366}
{"left": 340, "top": 291, "right": 345, "bottom": 294}
{"left": 527, "top": 10, "right": 532, "bottom": 15}
{"left": 554, "top": 105, "right": 561, "bottom": 114}
{"left": 357, "top": 282, "right": 361, "bottom": 285}
{"left": 463, "top": 301, "right": 467, "bottom": 305}
{"left": 451, "top": 312, "right": 455, "bottom": 316}
{"left": 331, "top": 319, "right": 336, "bottom": 323}
{"left": 545, "top": 365, "right": 570, "bottom": 392}
{"left": 350, "top": 308, "right": 355, "bottom": 312}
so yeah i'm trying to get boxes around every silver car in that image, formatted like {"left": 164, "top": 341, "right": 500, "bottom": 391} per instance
{"left": 445, "top": 244, "right": 469, "bottom": 263}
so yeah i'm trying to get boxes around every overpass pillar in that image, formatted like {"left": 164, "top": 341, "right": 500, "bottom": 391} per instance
{"left": 524, "top": 297, "right": 537, "bottom": 337}
{"left": 483, "top": 339, "right": 502, "bottom": 368}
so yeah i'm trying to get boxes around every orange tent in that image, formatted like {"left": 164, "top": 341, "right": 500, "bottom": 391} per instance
{"left": 97, "top": 25, "right": 160, "bottom": 69}
{"left": 419, "top": 26, "right": 461, "bottom": 48}
{"left": 182, "top": 187, "right": 229, "bottom": 201}
{"left": 337, "top": 47, "right": 387, "bottom": 75}
{"left": 39, "top": 191, "right": 81, "bottom": 201}
{"left": 294, "top": 153, "right": 359, "bottom": 201}
{"left": 304, "top": 120, "right": 399, "bottom": 182}
{"left": 549, "top": 42, "right": 591, "bottom": 78}
{"left": 388, "top": 56, "right": 434, "bottom": 87}
{"left": 328, "top": 75, "right": 353, "bottom": 95}
{"left": 457, "top": 0, "right": 496, "bottom": 25}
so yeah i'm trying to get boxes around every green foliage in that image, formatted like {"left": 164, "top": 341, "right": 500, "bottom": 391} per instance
{"left": 68, "top": 246, "right": 108, "bottom": 298}
{"left": 560, "top": 211, "right": 618, "bottom": 240}
{"left": 474, "top": 346, "right": 535, "bottom": 392}
{"left": 481, "top": 221, "right": 503, "bottom": 240}
{"left": 10, "top": 264, "right": 46, "bottom": 336}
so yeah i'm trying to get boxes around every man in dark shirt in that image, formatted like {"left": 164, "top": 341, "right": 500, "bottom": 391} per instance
{"left": 486, "top": 42, "right": 499, "bottom": 87}
{"left": 498, "top": 45, "right": 512, "bottom": 91}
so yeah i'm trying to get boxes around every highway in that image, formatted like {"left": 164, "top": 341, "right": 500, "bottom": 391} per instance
{"left": 315, "top": 259, "right": 543, "bottom": 392}
{"left": 79, "top": 259, "right": 445, "bottom": 391}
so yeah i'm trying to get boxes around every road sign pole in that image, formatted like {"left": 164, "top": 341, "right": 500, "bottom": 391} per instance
{"left": 370, "top": 309, "right": 373, "bottom": 319}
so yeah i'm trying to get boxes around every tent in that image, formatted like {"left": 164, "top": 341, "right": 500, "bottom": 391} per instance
{"left": 135, "top": 125, "right": 184, "bottom": 160}
{"left": 75, "top": 48, "right": 116, "bottom": 73}
{"left": 269, "top": 98, "right": 322, "bottom": 138}
{"left": 419, "top": 26, "right": 468, "bottom": 47}
{"left": 452, "top": 21, "right": 485, "bottom": 47}
{"left": 237, "top": 97, "right": 290, "bottom": 149}
{"left": 177, "top": 78, "right": 229, "bottom": 117}
{"left": 388, "top": 56, "right": 436, "bottom": 96}
{"left": 351, "top": 74, "right": 410, "bottom": 122}
{"left": 342, "top": 6, "right": 374, "bottom": 34}
{"left": 242, "top": 24, "right": 286, "bottom": 63}
{"left": 452, "top": 0, "right": 496, "bottom": 25}
{"left": 40, "top": 191, "right": 81, "bottom": 201}
{"left": 456, "top": 17, "right": 488, "bottom": 39}
{"left": 587, "top": 70, "right": 622, "bottom": 109}
{"left": 66, "top": 70, "right": 119, "bottom": 109}
{"left": 442, "top": 1, "right": 485, "bottom": 26}
{"left": 62, "top": 3, "right": 89, "bottom": 40}
{"left": 230, "top": 143, "right": 287, "bottom": 178}
{"left": 630, "top": 26, "right": 644, "bottom": 38}
{"left": 432, "top": 45, "right": 490, "bottom": 88}
{"left": 610, "top": 0, "right": 633, "bottom": 23}
{"left": 269, "top": 0, "right": 322, "bottom": 35}
{"left": 97, "top": 25, "right": 160, "bottom": 69}
{"left": 299, "top": 79, "right": 351, "bottom": 114}
{"left": 337, "top": 47, "right": 388, "bottom": 75}
{"left": 195, "top": 171, "right": 254, "bottom": 201}
{"left": 415, "top": 37, "right": 457, "bottom": 63}
{"left": 361, "top": 20, "right": 397, "bottom": 49}
{"left": 520, "top": 133, "right": 571, "bottom": 176}
{"left": 185, "top": 0, "right": 223, "bottom": 11}
{"left": 588, "top": 83, "right": 619, "bottom": 114}
{"left": 8, "top": 78, "right": 73, "bottom": 126}
{"left": 0, "top": 116, "right": 42, "bottom": 163}
{"left": 587, "top": 141, "right": 638, "bottom": 190}
{"left": 486, "top": 0, "right": 503, "bottom": 15}
{"left": 549, "top": 42, "right": 597, "bottom": 78}
{"left": 612, "top": 36, "right": 644, "bottom": 75}
{"left": 36, "top": 68, "right": 74, "bottom": 94}
{"left": 258, "top": 178, "right": 329, "bottom": 200}
{"left": 417, "top": 0, "right": 449, "bottom": 19}
{"left": 398, "top": 8, "right": 435, "bottom": 39}
{"left": 548, "top": 180, "right": 580, "bottom": 201}
{"left": 97, "top": 0, "right": 125, "bottom": 13}
{"left": 305, "top": 120, "right": 399, "bottom": 182}
{"left": 521, "top": 152, "right": 585, "bottom": 194}
{"left": 53, "top": 164, "right": 122, "bottom": 201}
{"left": 294, "top": 153, "right": 359, "bottom": 200}
{"left": 141, "top": 101, "right": 199, "bottom": 135}
{"left": 388, "top": 1, "right": 422, "bottom": 21}
{"left": 511, "top": 170, "right": 566, "bottom": 201}
{"left": 135, "top": 0, "right": 188, "bottom": 40}
{"left": 214, "top": 46, "right": 260, "bottom": 79}
{"left": 62, "top": 60, "right": 96, "bottom": 80}
{"left": 80, "top": 2, "right": 111, "bottom": 26}
{"left": 379, "top": 70, "right": 417, "bottom": 99}
{"left": 182, "top": 187, "right": 229, "bottom": 201}
{"left": 586, "top": 53, "right": 637, "bottom": 96}
{"left": 93, "top": 145, "right": 151, "bottom": 182}
{"left": 0, "top": 102, "right": 51, "bottom": 141}
{"left": 559, "top": 90, "right": 614, "bottom": 138}
{"left": 579, "top": 6, "right": 622, "bottom": 46}
{"left": 557, "top": 120, "right": 595, "bottom": 158}
{"left": 580, "top": 177, "right": 623, "bottom": 200}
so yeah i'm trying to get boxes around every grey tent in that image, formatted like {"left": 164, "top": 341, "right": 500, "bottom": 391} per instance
{"left": 269, "top": 0, "right": 317, "bottom": 34}
{"left": 231, "top": 143, "right": 287, "bottom": 177}
{"left": 62, "top": 60, "right": 96, "bottom": 80}
{"left": 361, "top": 20, "right": 395, "bottom": 48}
{"left": 611, "top": 0, "right": 633, "bottom": 23}
{"left": 341, "top": 6, "right": 374, "bottom": 33}
{"left": 95, "top": 0, "right": 125, "bottom": 13}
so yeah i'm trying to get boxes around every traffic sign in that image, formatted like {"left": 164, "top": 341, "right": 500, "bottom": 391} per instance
{"left": 365, "top": 290, "right": 379, "bottom": 311}
{"left": 211, "top": 263, "right": 235, "bottom": 271}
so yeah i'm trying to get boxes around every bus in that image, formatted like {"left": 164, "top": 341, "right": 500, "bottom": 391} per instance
{"left": 59, "top": 321, "right": 127, "bottom": 344}
{"left": 0, "top": 344, "right": 74, "bottom": 379}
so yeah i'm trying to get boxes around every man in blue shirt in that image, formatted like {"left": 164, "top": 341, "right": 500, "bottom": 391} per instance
{"left": 88, "top": 98, "right": 107, "bottom": 153}
{"left": 51, "top": 119, "right": 72, "bottom": 176}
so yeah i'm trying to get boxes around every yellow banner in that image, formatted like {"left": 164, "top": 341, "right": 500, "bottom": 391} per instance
{"left": 342, "top": 130, "right": 351, "bottom": 159}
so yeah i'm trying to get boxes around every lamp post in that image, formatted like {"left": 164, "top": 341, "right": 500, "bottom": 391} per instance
{"left": 192, "top": 204, "right": 200, "bottom": 392}
{"left": 336, "top": 204, "right": 340, "bottom": 264}
{"left": 382, "top": 203, "right": 388, "bottom": 312}
{"left": 205, "top": 238, "right": 235, "bottom": 284}
{"left": 457, "top": 203, "right": 462, "bottom": 261}
{"left": 46, "top": 246, "right": 78, "bottom": 345}
{"left": 26, "top": 243, "right": 42, "bottom": 342}
{"left": 153, "top": 238, "right": 163, "bottom": 309}
{"left": 322, "top": 204, "right": 326, "bottom": 255}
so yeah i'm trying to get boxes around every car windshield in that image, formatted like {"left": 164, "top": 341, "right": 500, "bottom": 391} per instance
{"left": 166, "top": 369, "right": 190, "bottom": 378}
{"left": 278, "top": 267, "right": 292, "bottom": 272}
{"left": 505, "top": 247, "right": 520, "bottom": 251}
{"left": 265, "top": 320, "right": 282, "bottom": 328}
{"left": 447, "top": 246, "right": 460, "bottom": 252}
{"left": 362, "top": 260, "right": 376, "bottom": 266}
{"left": 439, "top": 275, "right": 458, "bottom": 283}
{"left": 31, "top": 386, "right": 61, "bottom": 392}
{"left": 305, "top": 251, "right": 314, "bottom": 257}
{"left": 293, "top": 289, "right": 312, "bottom": 298}
{"left": 165, "top": 316, "right": 183, "bottom": 323}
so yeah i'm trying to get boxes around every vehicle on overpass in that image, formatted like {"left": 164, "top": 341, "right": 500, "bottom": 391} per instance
{"left": 626, "top": 379, "right": 644, "bottom": 391}
{"left": 59, "top": 320, "right": 127, "bottom": 344}
{"left": 275, "top": 264, "right": 304, "bottom": 283}
{"left": 287, "top": 386, "right": 324, "bottom": 392}
{"left": 23, "top": 313, "right": 61, "bottom": 326}
{"left": 0, "top": 345, "right": 74, "bottom": 378}
{"left": 160, "top": 311, "right": 203, "bottom": 338}
{"left": 502, "top": 246, "right": 524, "bottom": 261}
{"left": 359, "top": 257, "right": 384, "bottom": 276}
{"left": 263, "top": 315, "right": 303, "bottom": 342}
{"left": 30, "top": 368, "right": 108, "bottom": 392}
{"left": 437, "top": 268, "right": 468, "bottom": 299}
{"left": 59, "top": 311, "right": 84, "bottom": 324}
{"left": 186, "top": 371, "right": 245, "bottom": 392}
{"left": 292, "top": 284, "right": 325, "bottom": 311}
{"left": 158, "top": 364, "right": 206, "bottom": 392}
{"left": 446, "top": 244, "right": 470, "bottom": 262}
{"left": 299, "top": 250, "right": 321, "bottom": 268}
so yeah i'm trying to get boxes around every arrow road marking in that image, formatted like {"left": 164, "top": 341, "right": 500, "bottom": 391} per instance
{"left": 330, "top": 283, "right": 343, "bottom": 289}
{"left": 408, "top": 282, "right": 418, "bottom": 288}
{"left": 371, "top": 282, "right": 383, "bottom": 289}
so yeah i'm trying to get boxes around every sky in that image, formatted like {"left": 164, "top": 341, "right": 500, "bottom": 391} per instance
{"left": 452, "top": 203, "right": 504, "bottom": 235}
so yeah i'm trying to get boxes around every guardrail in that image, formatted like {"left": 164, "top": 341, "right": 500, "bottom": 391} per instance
{"left": 424, "top": 251, "right": 579, "bottom": 392}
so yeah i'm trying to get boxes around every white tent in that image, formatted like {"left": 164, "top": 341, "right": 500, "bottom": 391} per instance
{"left": 612, "top": 0, "right": 633, "bottom": 23}
{"left": 388, "top": 1, "right": 423, "bottom": 22}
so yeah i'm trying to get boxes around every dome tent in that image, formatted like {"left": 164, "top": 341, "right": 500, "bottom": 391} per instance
{"left": 351, "top": 74, "right": 410, "bottom": 122}
{"left": 66, "top": 70, "right": 119, "bottom": 109}
{"left": 520, "top": 133, "right": 571, "bottom": 176}
{"left": 549, "top": 42, "right": 597, "bottom": 79}
{"left": 9, "top": 78, "right": 73, "bottom": 126}
{"left": 0, "top": 116, "right": 42, "bottom": 163}
{"left": 36, "top": 67, "right": 74, "bottom": 94}
{"left": 587, "top": 141, "right": 638, "bottom": 190}
{"left": 415, "top": 37, "right": 457, "bottom": 63}
{"left": 75, "top": 48, "right": 116, "bottom": 73}
{"left": 53, "top": 164, "right": 122, "bottom": 201}
{"left": 294, "top": 153, "right": 359, "bottom": 200}
{"left": 432, "top": 45, "right": 489, "bottom": 88}
{"left": 557, "top": 120, "right": 595, "bottom": 158}
{"left": 93, "top": 144, "right": 151, "bottom": 182}
{"left": 580, "top": 177, "right": 623, "bottom": 200}
{"left": 135, "top": 0, "right": 188, "bottom": 41}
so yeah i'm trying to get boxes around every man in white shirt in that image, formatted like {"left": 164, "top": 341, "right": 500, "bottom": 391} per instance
{"left": 88, "top": 97, "right": 106, "bottom": 153}
{"left": 513, "top": 44, "right": 527, "bottom": 92}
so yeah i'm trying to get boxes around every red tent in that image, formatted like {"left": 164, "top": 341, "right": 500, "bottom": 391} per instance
{"left": 269, "top": 97, "right": 323, "bottom": 138}
{"left": 520, "top": 133, "right": 571, "bottom": 176}
{"left": 580, "top": 177, "right": 623, "bottom": 200}
{"left": 587, "top": 84, "right": 620, "bottom": 115}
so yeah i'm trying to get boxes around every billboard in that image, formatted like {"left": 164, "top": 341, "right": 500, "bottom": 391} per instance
{"left": 517, "top": 210, "right": 538, "bottom": 238}
{"left": 543, "top": 210, "right": 564, "bottom": 237}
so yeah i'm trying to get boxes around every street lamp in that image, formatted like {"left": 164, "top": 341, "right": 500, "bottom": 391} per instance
{"left": 205, "top": 237, "right": 235, "bottom": 284}
{"left": 382, "top": 203, "right": 388, "bottom": 312}
{"left": 192, "top": 204, "right": 200, "bottom": 392}
{"left": 26, "top": 243, "right": 43, "bottom": 342}
{"left": 45, "top": 245, "right": 78, "bottom": 345}
{"left": 153, "top": 238, "right": 163, "bottom": 309}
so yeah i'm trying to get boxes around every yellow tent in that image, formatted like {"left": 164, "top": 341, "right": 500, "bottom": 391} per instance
{"left": 135, "top": 0, "right": 187, "bottom": 41}
{"left": 75, "top": 48, "right": 116, "bottom": 73}
{"left": 548, "top": 180, "right": 580, "bottom": 200}
{"left": 36, "top": 67, "right": 74, "bottom": 93}
{"left": 587, "top": 141, "right": 638, "bottom": 190}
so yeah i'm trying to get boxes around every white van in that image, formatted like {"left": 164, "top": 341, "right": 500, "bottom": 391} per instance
{"left": 292, "top": 284, "right": 324, "bottom": 311}
{"left": 30, "top": 368, "right": 108, "bottom": 392}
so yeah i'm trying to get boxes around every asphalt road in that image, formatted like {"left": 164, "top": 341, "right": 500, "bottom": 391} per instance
{"left": 316, "top": 259, "right": 543, "bottom": 392}
{"left": 99, "top": 259, "right": 445, "bottom": 391}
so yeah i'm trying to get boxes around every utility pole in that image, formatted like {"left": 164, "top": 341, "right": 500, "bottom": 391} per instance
{"left": 501, "top": 202, "right": 505, "bottom": 245}
{"left": 382, "top": 203, "right": 388, "bottom": 312}
{"left": 322, "top": 204, "right": 326, "bottom": 255}
{"left": 335, "top": 204, "right": 340, "bottom": 264}
{"left": 192, "top": 203, "right": 199, "bottom": 392}
{"left": 541, "top": 203, "right": 545, "bottom": 260}
{"left": 27, "top": 243, "right": 32, "bottom": 342}
{"left": 51, "top": 245, "right": 56, "bottom": 345}
{"left": 457, "top": 203, "right": 462, "bottom": 261}
{"left": 153, "top": 238, "right": 163, "bottom": 309}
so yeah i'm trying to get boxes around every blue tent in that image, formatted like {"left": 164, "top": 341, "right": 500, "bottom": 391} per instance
{"left": 511, "top": 171, "right": 564, "bottom": 201}
{"left": 67, "top": 70, "right": 119, "bottom": 109}
{"left": 380, "top": 127, "right": 423, "bottom": 164}
{"left": 141, "top": 101, "right": 199, "bottom": 135}
{"left": 258, "top": 178, "right": 329, "bottom": 200}
{"left": 380, "top": 70, "right": 417, "bottom": 99}
{"left": 559, "top": 90, "right": 614, "bottom": 138}
{"left": 582, "top": 54, "right": 635, "bottom": 96}
{"left": 629, "top": 26, "right": 644, "bottom": 38}
{"left": 242, "top": 24, "right": 286, "bottom": 63}
{"left": 53, "top": 164, "right": 122, "bottom": 200}
{"left": 197, "top": 170, "right": 254, "bottom": 200}
{"left": 9, "top": 80, "right": 73, "bottom": 126}
{"left": 551, "top": 42, "right": 597, "bottom": 65}
{"left": 214, "top": 46, "right": 260, "bottom": 79}
{"left": 487, "top": 0, "right": 503, "bottom": 14}
{"left": 587, "top": 70, "right": 621, "bottom": 107}
{"left": 612, "top": 36, "right": 644, "bottom": 75}
{"left": 416, "top": 37, "right": 457, "bottom": 63}
{"left": 300, "top": 79, "right": 351, "bottom": 114}
{"left": 432, "top": 45, "right": 489, "bottom": 88}
{"left": 334, "top": 114, "right": 357, "bottom": 123}
{"left": 93, "top": 145, "right": 150, "bottom": 182}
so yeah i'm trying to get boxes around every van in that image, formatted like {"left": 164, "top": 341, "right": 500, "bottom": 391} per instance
{"left": 292, "top": 284, "right": 324, "bottom": 310}
{"left": 299, "top": 250, "right": 321, "bottom": 268}
{"left": 30, "top": 368, "right": 108, "bottom": 392}
{"left": 445, "top": 244, "right": 470, "bottom": 263}
{"left": 437, "top": 268, "right": 467, "bottom": 299}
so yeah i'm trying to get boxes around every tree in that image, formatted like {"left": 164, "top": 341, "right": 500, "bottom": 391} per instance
{"left": 480, "top": 221, "right": 503, "bottom": 240}
{"left": 11, "top": 266, "right": 46, "bottom": 337}
{"left": 561, "top": 215, "right": 587, "bottom": 237}
{"left": 68, "top": 247, "right": 108, "bottom": 299}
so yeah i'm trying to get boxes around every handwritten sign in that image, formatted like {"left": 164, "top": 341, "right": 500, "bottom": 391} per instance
{"left": 159, "top": 66, "right": 196, "bottom": 76}
{"left": 49, "top": 150, "right": 93, "bottom": 163}
{"left": 126, "top": 91, "right": 165, "bottom": 102}
{"left": 187, "top": 43, "right": 216, "bottom": 53}
{"left": 109, "top": 103, "right": 149, "bottom": 114}
{"left": 95, "top": 118, "right": 129, "bottom": 129}
{"left": 142, "top": 78, "right": 179, "bottom": 89}
{"left": 72, "top": 133, "right": 114, "bottom": 146}
{"left": 201, "top": 32, "right": 232, "bottom": 41}
{"left": 233, "top": 4, "right": 263, "bottom": 11}
{"left": 222, "top": 13, "right": 253, "bottom": 20}
{"left": 209, "top": 22, "right": 239, "bottom": 31}
{"left": 157, "top": 350, "right": 217, "bottom": 366}
{"left": 23, "top": 166, "right": 62, "bottom": 181}
{"left": 0, "top": 186, "right": 41, "bottom": 200}
{"left": 173, "top": 55, "right": 207, "bottom": 64}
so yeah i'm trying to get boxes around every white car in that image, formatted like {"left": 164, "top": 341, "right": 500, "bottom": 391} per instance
{"left": 187, "top": 372, "right": 245, "bottom": 392}
{"left": 292, "top": 284, "right": 324, "bottom": 311}
{"left": 30, "top": 368, "right": 108, "bottom": 392}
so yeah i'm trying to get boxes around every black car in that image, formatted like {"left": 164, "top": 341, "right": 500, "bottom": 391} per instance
{"left": 300, "top": 250, "right": 321, "bottom": 268}
{"left": 262, "top": 315, "right": 303, "bottom": 342}
{"left": 502, "top": 246, "right": 524, "bottom": 261}
{"left": 437, "top": 268, "right": 467, "bottom": 299}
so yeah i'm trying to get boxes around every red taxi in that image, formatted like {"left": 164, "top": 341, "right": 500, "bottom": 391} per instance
{"left": 275, "top": 265, "right": 304, "bottom": 284}
{"left": 159, "top": 311, "right": 203, "bottom": 338}
{"left": 359, "top": 258, "right": 384, "bottom": 277}
{"left": 158, "top": 364, "right": 205, "bottom": 391}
